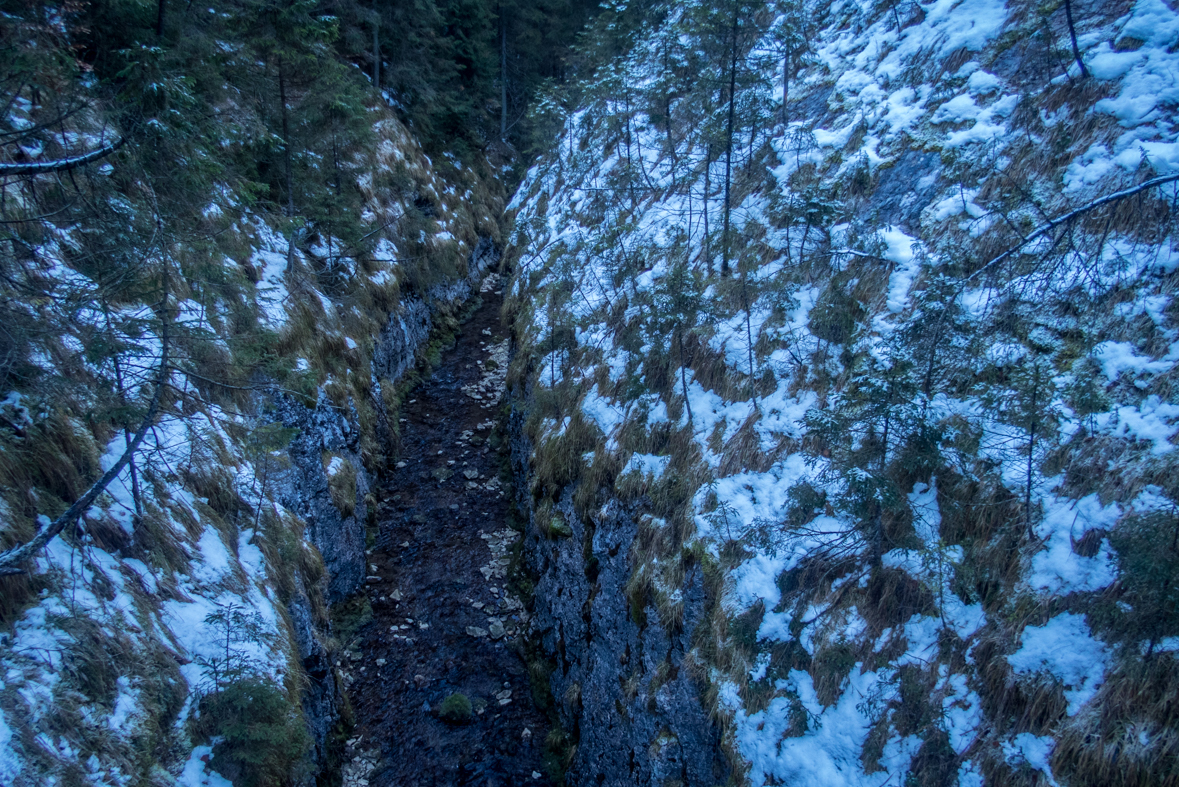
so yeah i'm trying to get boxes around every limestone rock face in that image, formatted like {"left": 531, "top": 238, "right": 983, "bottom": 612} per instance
{"left": 274, "top": 389, "right": 370, "bottom": 602}
{"left": 511, "top": 405, "right": 727, "bottom": 787}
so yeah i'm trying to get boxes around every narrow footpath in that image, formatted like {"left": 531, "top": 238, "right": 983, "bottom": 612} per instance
{"left": 341, "top": 275, "right": 552, "bottom": 787}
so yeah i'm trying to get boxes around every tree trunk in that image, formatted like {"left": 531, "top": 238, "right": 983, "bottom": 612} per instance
{"left": 373, "top": 22, "right": 380, "bottom": 92}
{"left": 746, "top": 115, "right": 756, "bottom": 174}
{"left": 703, "top": 144, "right": 712, "bottom": 274}
{"left": 781, "top": 41, "right": 789, "bottom": 128}
{"left": 156, "top": 0, "right": 166, "bottom": 36}
{"left": 678, "top": 326, "right": 693, "bottom": 428}
{"left": 1063, "top": 0, "right": 1089, "bottom": 78}
{"left": 721, "top": 4, "right": 739, "bottom": 278}
{"left": 1026, "top": 365, "right": 1039, "bottom": 538}
{"left": 278, "top": 58, "right": 294, "bottom": 218}
{"left": 501, "top": 8, "right": 508, "bottom": 141}
{"left": 105, "top": 304, "right": 143, "bottom": 525}
{"left": 742, "top": 270, "right": 757, "bottom": 406}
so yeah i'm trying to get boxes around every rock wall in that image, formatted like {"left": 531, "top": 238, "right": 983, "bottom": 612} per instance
{"left": 510, "top": 398, "right": 727, "bottom": 787}
{"left": 272, "top": 235, "right": 501, "bottom": 775}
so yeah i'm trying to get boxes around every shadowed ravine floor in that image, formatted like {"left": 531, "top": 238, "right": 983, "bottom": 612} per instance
{"left": 341, "top": 275, "right": 552, "bottom": 787}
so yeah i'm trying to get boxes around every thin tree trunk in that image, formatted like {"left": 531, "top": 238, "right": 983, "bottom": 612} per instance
{"left": 156, "top": 0, "right": 166, "bottom": 36}
{"left": 871, "top": 502, "right": 883, "bottom": 566}
{"left": 1026, "top": 365, "right": 1039, "bottom": 538}
{"left": 663, "top": 46, "right": 678, "bottom": 177}
{"left": 721, "top": 3, "right": 739, "bottom": 278}
{"left": 500, "top": 8, "right": 508, "bottom": 140}
{"left": 678, "top": 327, "right": 693, "bottom": 428}
{"left": 278, "top": 58, "right": 294, "bottom": 218}
{"left": 624, "top": 87, "right": 638, "bottom": 208}
{"left": 703, "top": 143, "right": 712, "bottom": 274}
{"left": 746, "top": 115, "right": 756, "bottom": 174}
{"left": 100, "top": 298, "right": 142, "bottom": 523}
{"left": 742, "top": 270, "right": 757, "bottom": 407}
{"left": 373, "top": 22, "right": 380, "bottom": 91}
{"left": 1063, "top": 0, "right": 1089, "bottom": 78}
{"left": 781, "top": 41, "right": 789, "bottom": 128}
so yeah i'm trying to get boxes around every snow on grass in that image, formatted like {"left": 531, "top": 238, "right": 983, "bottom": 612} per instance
{"left": 1094, "top": 395, "right": 1179, "bottom": 454}
{"left": 177, "top": 745, "right": 234, "bottom": 787}
{"left": 1002, "top": 734, "right": 1058, "bottom": 785}
{"left": 0, "top": 708, "right": 20, "bottom": 783}
{"left": 1030, "top": 490, "right": 1119, "bottom": 594}
{"left": 325, "top": 455, "right": 347, "bottom": 478}
{"left": 942, "top": 671, "right": 983, "bottom": 754}
{"left": 735, "top": 665, "right": 901, "bottom": 787}
{"left": 107, "top": 677, "right": 140, "bottom": 732}
{"left": 250, "top": 221, "right": 293, "bottom": 328}
{"left": 683, "top": 376, "right": 756, "bottom": 465}
{"left": 699, "top": 455, "right": 814, "bottom": 546}
{"left": 621, "top": 452, "right": 670, "bottom": 480}
{"left": 191, "top": 527, "right": 233, "bottom": 587}
{"left": 581, "top": 384, "right": 627, "bottom": 449}
{"left": 1094, "top": 340, "right": 1176, "bottom": 381}
{"left": 880, "top": 226, "right": 921, "bottom": 313}
{"left": 1008, "top": 613, "right": 1110, "bottom": 716}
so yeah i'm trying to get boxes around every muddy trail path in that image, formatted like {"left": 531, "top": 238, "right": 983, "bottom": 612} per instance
{"left": 340, "top": 275, "right": 552, "bottom": 787}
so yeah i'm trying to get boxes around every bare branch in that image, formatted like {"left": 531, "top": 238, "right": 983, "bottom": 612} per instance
{"left": 971, "top": 172, "right": 1179, "bottom": 283}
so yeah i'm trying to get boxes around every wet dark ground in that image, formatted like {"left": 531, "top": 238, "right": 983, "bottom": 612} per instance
{"left": 344, "top": 279, "right": 552, "bottom": 787}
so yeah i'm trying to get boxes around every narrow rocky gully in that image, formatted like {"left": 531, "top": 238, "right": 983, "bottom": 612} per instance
{"left": 339, "top": 273, "right": 552, "bottom": 787}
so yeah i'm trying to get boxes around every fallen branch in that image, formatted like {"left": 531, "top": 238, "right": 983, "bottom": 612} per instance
{"left": 830, "top": 248, "right": 889, "bottom": 263}
{"left": 970, "top": 171, "right": 1179, "bottom": 283}
{"left": 0, "top": 137, "right": 125, "bottom": 176}
{"left": 0, "top": 276, "right": 168, "bottom": 575}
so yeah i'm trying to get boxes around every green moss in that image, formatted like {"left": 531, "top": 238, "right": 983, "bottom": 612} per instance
{"left": 548, "top": 516, "right": 573, "bottom": 539}
{"left": 438, "top": 692, "right": 473, "bottom": 724}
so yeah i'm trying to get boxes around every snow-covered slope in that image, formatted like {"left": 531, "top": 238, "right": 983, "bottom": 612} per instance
{"left": 0, "top": 38, "right": 503, "bottom": 787}
{"left": 507, "top": 1, "right": 1179, "bottom": 784}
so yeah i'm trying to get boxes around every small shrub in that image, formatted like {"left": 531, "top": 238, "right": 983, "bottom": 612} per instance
{"left": 197, "top": 677, "right": 310, "bottom": 787}
{"left": 438, "top": 692, "right": 473, "bottom": 724}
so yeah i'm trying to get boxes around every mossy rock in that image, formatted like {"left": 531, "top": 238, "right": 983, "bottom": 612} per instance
{"left": 438, "top": 692, "right": 473, "bottom": 724}
{"left": 548, "top": 517, "right": 573, "bottom": 539}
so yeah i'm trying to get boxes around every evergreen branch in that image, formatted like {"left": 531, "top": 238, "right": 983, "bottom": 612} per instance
{"left": 166, "top": 364, "right": 321, "bottom": 403}
{"left": 0, "top": 137, "right": 125, "bottom": 176}
{"left": 0, "top": 274, "right": 169, "bottom": 575}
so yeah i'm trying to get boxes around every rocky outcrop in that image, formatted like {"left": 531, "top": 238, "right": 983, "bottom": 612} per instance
{"left": 271, "top": 235, "right": 502, "bottom": 779}
{"left": 279, "top": 235, "right": 502, "bottom": 603}
{"left": 289, "top": 579, "right": 340, "bottom": 778}
{"left": 274, "top": 390, "right": 371, "bottom": 602}
{"left": 510, "top": 402, "right": 727, "bottom": 787}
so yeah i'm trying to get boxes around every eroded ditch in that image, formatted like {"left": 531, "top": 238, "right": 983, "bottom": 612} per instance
{"left": 340, "top": 275, "right": 553, "bottom": 787}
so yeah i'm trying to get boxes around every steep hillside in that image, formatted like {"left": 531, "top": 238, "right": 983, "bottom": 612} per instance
{"left": 506, "top": 1, "right": 1179, "bottom": 785}
{"left": 0, "top": 2, "right": 507, "bottom": 784}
